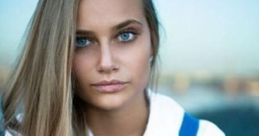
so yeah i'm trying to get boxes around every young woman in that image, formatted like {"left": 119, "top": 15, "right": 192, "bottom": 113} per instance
{"left": 1, "top": 0, "right": 225, "bottom": 135}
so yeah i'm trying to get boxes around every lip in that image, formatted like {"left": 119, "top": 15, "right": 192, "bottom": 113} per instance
{"left": 91, "top": 80, "right": 128, "bottom": 93}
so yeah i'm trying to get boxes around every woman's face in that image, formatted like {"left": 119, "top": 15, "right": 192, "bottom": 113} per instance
{"left": 73, "top": 0, "right": 152, "bottom": 110}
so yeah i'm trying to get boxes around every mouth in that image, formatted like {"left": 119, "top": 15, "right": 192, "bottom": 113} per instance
{"left": 90, "top": 80, "right": 129, "bottom": 93}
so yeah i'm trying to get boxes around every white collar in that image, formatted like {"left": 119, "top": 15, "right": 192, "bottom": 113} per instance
{"left": 143, "top": 92, "right": 184, "bottom": 136}
{"left": 87, "top": 91, "right": 185, "bottom": 136}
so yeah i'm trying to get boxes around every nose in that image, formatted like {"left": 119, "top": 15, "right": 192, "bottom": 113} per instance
{"left": 97, "top": 43, "right": 118, "bottom": 73}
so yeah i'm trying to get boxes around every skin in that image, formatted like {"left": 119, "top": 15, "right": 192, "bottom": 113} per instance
{"left": 73, "top": 0, "right": 153, "bottom": 135}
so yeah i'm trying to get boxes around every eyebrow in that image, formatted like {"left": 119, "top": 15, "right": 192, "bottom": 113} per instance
{"left": 76, "top": 19, "right": 143, "bottom": 35}
{"left": 113, "top": 19, "right": 143, "bottom": 30}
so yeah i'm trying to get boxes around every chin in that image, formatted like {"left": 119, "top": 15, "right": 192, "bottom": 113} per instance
{"left": 89, "top": 93, "right": 131, "bottom": 111}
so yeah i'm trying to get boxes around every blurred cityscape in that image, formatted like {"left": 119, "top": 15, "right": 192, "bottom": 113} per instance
{"left": 159, "top": 71, "right": 259, "bottom": 97}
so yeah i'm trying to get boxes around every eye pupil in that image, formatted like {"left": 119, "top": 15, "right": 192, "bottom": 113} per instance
{"left": 121, "top": 33, "right": 130, "bottom": 40}
{"left": 78, "top": 38, "right": 86, "bottom": 44}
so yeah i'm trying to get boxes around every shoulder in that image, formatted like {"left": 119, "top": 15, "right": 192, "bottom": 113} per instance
{"left": 197, "top": 120, "right": 225, "bottom": 136}
{"left": 179, "top": 112, "right": 225, "bottom": 136}
{"left": 144, "top": 91, "right": 225, "bottom": 136}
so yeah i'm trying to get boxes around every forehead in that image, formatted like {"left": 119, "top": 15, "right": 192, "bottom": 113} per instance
{"left": 77, "top": 0, "right": 145, "bottom": 29}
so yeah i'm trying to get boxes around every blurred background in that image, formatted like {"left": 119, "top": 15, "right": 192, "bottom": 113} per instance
{"left": 1, "top": 0, "right": 259, "bottom": 135}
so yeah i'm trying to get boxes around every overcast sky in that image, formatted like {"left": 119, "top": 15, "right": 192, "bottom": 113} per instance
{"left": 1, "top": 0, "right": 259, "bottom": 76}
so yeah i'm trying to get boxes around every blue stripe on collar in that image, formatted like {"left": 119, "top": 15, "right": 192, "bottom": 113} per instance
{"left": 179, "top": 112, "right": 199, "bottom": 136}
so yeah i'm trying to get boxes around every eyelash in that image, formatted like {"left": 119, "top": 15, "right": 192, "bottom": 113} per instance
{"left": 75, "top": 36, "right": 93, "bottom": 48}
{"left": 116, "top": 29, "right": 139, "bottom": 43}
{"left": 75, "top": 28, "right": 140, "bottom": 48}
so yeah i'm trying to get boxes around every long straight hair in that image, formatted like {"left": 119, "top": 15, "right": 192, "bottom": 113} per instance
{"left": 2, "top": 0, "right": 160, "bottom": 136}
{"left": 3, "top": 0, "right": 79, "bottom": 135}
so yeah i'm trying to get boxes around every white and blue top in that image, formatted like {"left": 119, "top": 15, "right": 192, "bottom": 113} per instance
{"left": 1, "top": 92, "right": 225, "bottom": 136}
{"left": 142, "top": 93, "right": 224, "bottom": 136}
{"left": 86, "top": 92, "right": 225, "bottom": 136}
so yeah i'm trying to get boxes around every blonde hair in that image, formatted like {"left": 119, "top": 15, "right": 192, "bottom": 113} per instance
{"left": 3, "top": 0, "right": 81, "bottom": 135}
{"left": 2, "top": 0, "right": 160, "bottom": 136}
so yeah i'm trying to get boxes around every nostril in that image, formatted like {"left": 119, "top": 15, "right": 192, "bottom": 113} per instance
{"left": 97, "top": 44, "right": 119, "bottom": 73}
{"left": 97, "top": 56, "right": 118, "bottom": 73}
{"left": 97, "top": 64, "right": 119, "bottom": 73}
{"left": 112, "top": 66, "right": 119, "bottom": 71}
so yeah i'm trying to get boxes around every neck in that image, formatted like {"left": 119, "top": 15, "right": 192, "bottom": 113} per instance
{"left": 85, "top": 91, "right": 149, "bottom": 136}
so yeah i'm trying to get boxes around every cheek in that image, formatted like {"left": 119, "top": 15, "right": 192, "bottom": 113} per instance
{"left": 72, "top": 54, "right": 93, "bottom": 85}
{"left": 72, "top": 54, "right": 97, "bottom": 101}
{"left": 132, "top": 38, "right": 152, "bottom": 88}
{"left": 129, "top": 52, "right": 151, "bottom": 86}
{"left": 73, "top": 56, "right": 84, "bottom": 77}
{"left": 123, "top": 41, "right": 152, "bottom": 90}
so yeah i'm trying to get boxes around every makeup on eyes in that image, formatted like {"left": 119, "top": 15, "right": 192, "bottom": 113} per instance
{"left": 75, "top": 36, "right": 91, "bottom": 48}
{"left": 114, "top": 25, "right": 143, "bottom": 43}
{"left": 74, "top": 21, "right": 143, "bottom": 48}
{"left": 116, "top": 30, "right": 138, "bottom": 43}
{"left": 75, "top": 31, "right": 98, "bottom": 48}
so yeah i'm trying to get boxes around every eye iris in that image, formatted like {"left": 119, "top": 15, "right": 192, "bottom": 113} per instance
{"left": 76, "top": 37, "right": 89, "bottom": 47}
{"left": 78, "top": 38, "right": 86, "bottom": 44}
{"left": 120, "top": 33, "right": 133, "bottom": 41}
{"left": 121, "top": 33, "right": 130, "bottom": 40}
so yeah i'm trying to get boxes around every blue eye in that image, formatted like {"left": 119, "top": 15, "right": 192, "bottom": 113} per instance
{"left": 118, "top": 32, "right": 135, "bottom": 42}
{"left": 75, "top": 37, "right": 92, "bottom": 48}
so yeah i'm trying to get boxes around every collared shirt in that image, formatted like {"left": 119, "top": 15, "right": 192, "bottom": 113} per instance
{"left": 142, "top": 93, "right": 225, "bottom": 136}
{"left": 87, "top": 92, "right": 225, "bottom": 136}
